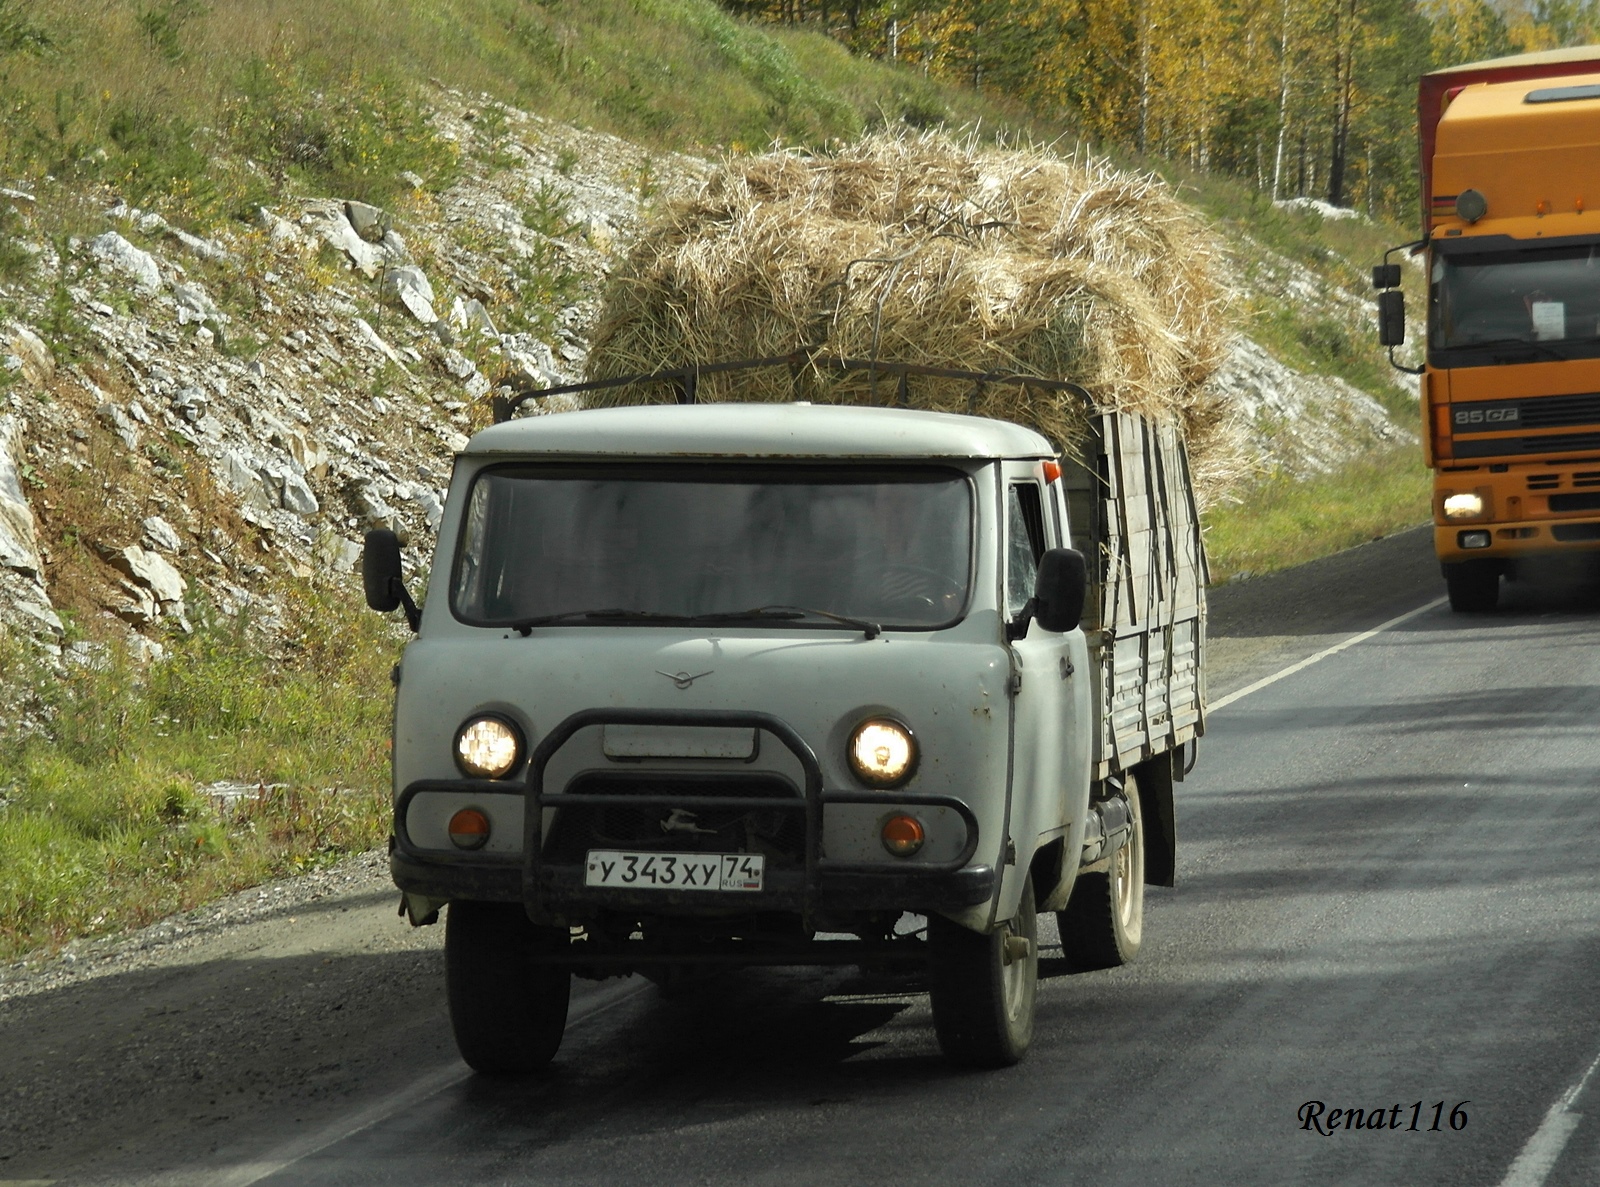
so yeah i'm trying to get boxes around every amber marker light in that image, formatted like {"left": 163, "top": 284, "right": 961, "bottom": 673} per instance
{"left": 848, "top": 717, "right": 918, "bottom": 788}
{"left": 448, "top": 808, "right": 491, "bottom": 850}
{"left": 454, "top": 715, "right": 523, "bottom": 779}
{"left": 881, "top": 814, "right": 925, "bottom": 857}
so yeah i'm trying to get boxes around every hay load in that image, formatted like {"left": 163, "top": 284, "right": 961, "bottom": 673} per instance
{"left": 583, "top": 130, "right": 1238, "bottom": 496}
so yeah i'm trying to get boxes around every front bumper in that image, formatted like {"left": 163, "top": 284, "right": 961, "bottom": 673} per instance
{"left": 392, "top": 707, "right": 992, "bottom": 924}
{"left": 1435, "top": 517, "right": 1600, "bottom": 562}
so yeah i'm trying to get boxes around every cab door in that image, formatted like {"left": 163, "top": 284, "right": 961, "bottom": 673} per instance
{"left": 995, "top": 462, "right": 1093, "bottom": 925}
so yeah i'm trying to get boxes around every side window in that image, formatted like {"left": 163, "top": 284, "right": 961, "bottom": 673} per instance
{"left": 1006, "top": 482, "right": 1046, "bottom": 618}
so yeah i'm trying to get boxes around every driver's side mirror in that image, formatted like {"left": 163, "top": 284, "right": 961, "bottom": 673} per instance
{"left": 363, "top": 529, "right": 420, "bottom": 631}
{"left": 1369, "top": 289, "right": 1408, "bottom": 347}
{"left": 1377, "top": 289, "right": 1406, "bottom": 347}
{"left": 1034, "top": 547, "right": 1087, "bottom": 633}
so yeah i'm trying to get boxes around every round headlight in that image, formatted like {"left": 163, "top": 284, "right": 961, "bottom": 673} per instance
{"left": 454, "top": 716, "right": 523, "bottom": 779}
{"left": 848, "top": 717, "right": 918, "bottom": 788}
{"left": 1456, "top": 188, "right": 1488, "bottom": 223}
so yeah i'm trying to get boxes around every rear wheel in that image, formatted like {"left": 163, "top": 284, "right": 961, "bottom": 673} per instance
{"left": 445, "top": 900, "right": 571, "bottom": 1074}
{"left": 1444, "top": 560, "right": 1499, "bottom": 613}
{"left": 928, "top": 875, "right": 1038, "bottom": 1069}
{"left": 1059, "top": 776, "right": 1145, "bottom": 972}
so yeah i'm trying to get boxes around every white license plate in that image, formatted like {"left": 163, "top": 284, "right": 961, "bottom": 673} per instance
{"left": 584, "top": 850, "right": 765, "bottom": 892}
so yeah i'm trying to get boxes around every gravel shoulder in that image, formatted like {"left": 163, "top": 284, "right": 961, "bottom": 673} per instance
{"left": 0, "top": 526, "right": 1444, "bottom": 1184}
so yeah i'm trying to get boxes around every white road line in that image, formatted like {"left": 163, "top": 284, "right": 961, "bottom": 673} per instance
{"left": 1497, "top": 1048, "right": 1600, "bottom": 1187}
{"left": 193, "top": 977, "right": 647, "bottom": 1187}
{"left": 1209, "top": 597, "right": 1448, "bottom": 713}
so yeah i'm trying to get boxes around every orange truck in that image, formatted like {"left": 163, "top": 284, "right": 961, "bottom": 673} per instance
{"left": 1375, "top": 46, "right": 1600, "bottom": 611}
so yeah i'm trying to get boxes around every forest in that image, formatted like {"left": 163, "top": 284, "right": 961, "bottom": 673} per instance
{"left": 720, "top": 0, "right": 1600, "bottom": 220}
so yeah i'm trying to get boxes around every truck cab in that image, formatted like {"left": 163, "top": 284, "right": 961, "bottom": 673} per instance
{"left": 369, "top": 394, "right": 1199, "bottom": 1072}
{"left": 1378, "top": 49, "right": 1600, "bottom": 610}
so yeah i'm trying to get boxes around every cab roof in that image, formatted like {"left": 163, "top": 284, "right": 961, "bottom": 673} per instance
{"left": 463, "top": 403, "right": 1058, "bottom": 460}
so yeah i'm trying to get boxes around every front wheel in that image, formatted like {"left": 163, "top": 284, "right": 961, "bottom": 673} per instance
{"left": 928, "top": 875, "right": 1038, "bottom": 1069}
{"left": 1444, "top": 560, "right": 1499, "bottom": 613}
{"left": 445, "top": 901, "right": 571, "bottom": 1074}
{"left": 1059, "top": 775, "right": 1145, "bottom": 971}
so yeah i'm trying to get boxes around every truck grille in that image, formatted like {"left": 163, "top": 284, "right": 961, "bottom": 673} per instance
{"left": 1455, "top": 431, "right": 1600, "bottom": 459}
{"left": 542, "top": 774, "right": 805, "bottom": 868}
{"left": 1548, "top": 493, "right": 1600, "bottom": 512}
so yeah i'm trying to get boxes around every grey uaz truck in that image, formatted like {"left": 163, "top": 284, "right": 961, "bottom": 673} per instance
{"left": 365, "top": 360, "right": 1205, "bottom": 1071}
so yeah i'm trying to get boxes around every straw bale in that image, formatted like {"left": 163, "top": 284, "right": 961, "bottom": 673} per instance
{"left": 583, "top": 129, "right": 1240, "bottom": 495}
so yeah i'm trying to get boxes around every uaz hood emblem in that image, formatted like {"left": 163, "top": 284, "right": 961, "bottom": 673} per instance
{"left": 657, "top": 669, "right": 713, "bottom": 689}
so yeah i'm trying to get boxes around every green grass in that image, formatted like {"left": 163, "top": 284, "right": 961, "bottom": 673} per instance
{"left": 1203, "top": 445, "right": 1432, "bottom": 583}
{"left": 0, "top": 583, "right": 401, "bottom": 960}
{"left": 0, "top": 0, "right": 1052, "bottom": 226}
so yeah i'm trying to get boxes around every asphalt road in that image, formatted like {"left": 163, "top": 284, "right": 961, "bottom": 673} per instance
{"left": 6, "top": 526, "right": 1600, "bottom": 1186}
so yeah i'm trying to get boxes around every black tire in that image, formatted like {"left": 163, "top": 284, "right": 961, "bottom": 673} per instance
{"left": 1444, "top": 560, "right": 1499, "bottom": 613}
{"left": 445, "top": 900, "right": 571, "bottom": 1074}
{"left": 928, "top": 875, "right": 1038, "bottom": 1069}
{"left": 1059, "top": 775, "right": 1145, "bottom": 972}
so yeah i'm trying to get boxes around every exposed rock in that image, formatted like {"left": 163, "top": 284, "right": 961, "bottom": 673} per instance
{"left": 95, "top": 402, "right": 141, "bottom": 450}
{"left": 218, "top": 449, "right": 275, "bottom": 512}
{"left": 5, "top": 323, "right": 53, "bottom": 387}
{"left": 168, "top": 227, "right": 229, "bottom": 262}
{"left": 380, "top": 266, "right": 437, "bottom": 323}
{"left": 0, "top": 415, "right": 45, "bottom": 580}
{"left": 450, "top": 296, "right": 498, "bottom": 338}
{"left": 142, "top": 516, "right": 183, "bottom": 553}
{"left": 106, "top": 544, "right": 187, "bottom": 606}
{"left": 351, "top": 483, "right": 395, "bottom": 530}
{"left": 279, "top": 469, "right": 320, "bottom": 517}
{"left": 411, "top": 487, "right": 444, "bottom": 531}
{"left": 255, "top": 207, "right": 303, "bottom": 250}
{"left": 315, "top": 534, "right": 362, "bottom": 574}
{"left": 344, "top": 201, "right": 389, "bottom": 243}
{"left": 353, "top": 318, "right": 406, "bottom": 368}
{"left": 380, "top": 230, "right": 411, "bottom": 264}
{"left": 173, "top": 284, "right": 225, "bottom": 326}
{"left": 1206, "top": 336, "right": 1411, "bottom": 476}
{"left": 88, "top": 232, "right": 162, "bottom": 291}
{"left": 304, "top": 204, "right": 383, "bottom": 278}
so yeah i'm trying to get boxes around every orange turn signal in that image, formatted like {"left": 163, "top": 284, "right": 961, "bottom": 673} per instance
{"left": 1042, "top": 460, "right": 1062, "bottom": 484}
{"left": 880, "top": 814, "right": 925, "bottom": 857}
{"left": 448, "top": 808, "right": 491, "bottom": 850}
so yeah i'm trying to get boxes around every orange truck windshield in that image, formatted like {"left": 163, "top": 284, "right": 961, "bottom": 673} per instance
{"left": 1431, "top": 239, "right": 1600, "bottom": 364}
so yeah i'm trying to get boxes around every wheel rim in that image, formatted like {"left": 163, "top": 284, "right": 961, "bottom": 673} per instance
{"left": 1113, "top": 792, "right": 1145, "bottom": 936}
{"left": 1001, "top": 892, "right": 1037, "bottom": 1022}
{"left": 1114, "top": 840, "right": 1135, "bottom": 928}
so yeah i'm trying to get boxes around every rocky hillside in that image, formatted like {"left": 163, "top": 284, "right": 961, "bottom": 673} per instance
{"left": 0, "top": 87, "right": 1410, "bottom": 657}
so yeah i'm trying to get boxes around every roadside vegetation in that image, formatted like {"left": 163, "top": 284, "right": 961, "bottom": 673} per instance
{"left": 0, "top": 584, "right": 398, "bottom": 960}
{"left": 1204, "top": 443, "right": 1431, "bottom": 582}
{"left": 0, "top": 0, "right": 1041, "bottom": 228}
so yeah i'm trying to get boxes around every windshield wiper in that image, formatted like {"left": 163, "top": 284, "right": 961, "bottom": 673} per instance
{"left": 691, "top": 605, "right": 882, "bottom": 639}
{"left": 508, "top": 608, "right": 692, "bottom": 637}
{"left": 1450, "top": 337, "right": 1572, "bottom": 363}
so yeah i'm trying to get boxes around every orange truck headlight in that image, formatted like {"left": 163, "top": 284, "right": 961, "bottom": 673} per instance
{"left": 1442, "top": 491, "right": 1487, "bottom": 521}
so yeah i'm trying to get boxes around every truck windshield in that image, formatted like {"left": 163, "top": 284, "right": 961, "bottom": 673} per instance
{"left": 1431, "top": 240, "right": 1600, "bottom": 364}
{"left": 451, "top": 464, "right": 973, "bottom": 630}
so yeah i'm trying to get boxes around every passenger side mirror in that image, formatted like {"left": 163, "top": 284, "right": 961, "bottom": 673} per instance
{"left": 1034, "top": 547, "right": 1087, "bottom": 633}
{"left": 1377, "top": 289, "right": 1406, "bottom": 347}
{"left": 363, "top": 529, "right": 420, "bottom": 631}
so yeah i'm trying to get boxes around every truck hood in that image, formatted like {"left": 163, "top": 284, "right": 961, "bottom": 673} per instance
{"left": 393, "top": 626, "right": 1010, "bottom": 799}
